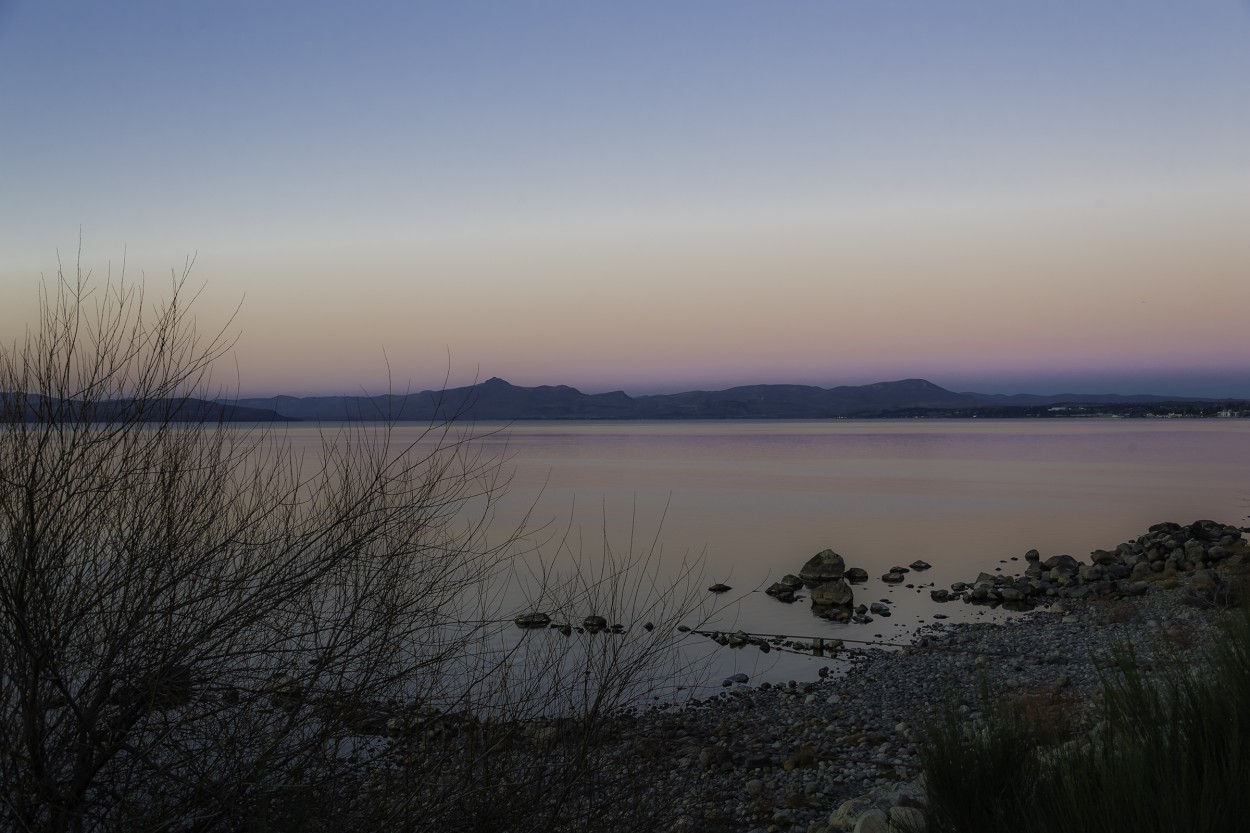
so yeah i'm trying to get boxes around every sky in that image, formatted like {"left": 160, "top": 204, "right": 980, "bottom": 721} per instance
{"left": 1, "top": 1, "right": 1249, "bottom": 398}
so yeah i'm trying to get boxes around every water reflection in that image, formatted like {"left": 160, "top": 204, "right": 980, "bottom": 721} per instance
{"left": 262, "top": 419, "right": 1250, "bottom": 687}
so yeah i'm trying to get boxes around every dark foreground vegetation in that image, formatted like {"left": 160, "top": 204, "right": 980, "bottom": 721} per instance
{"left": 921, "top": 604, "right": 1250, "bottom": 833}
{"left": 0, "top": 263, "right": 709, "bottom": 833}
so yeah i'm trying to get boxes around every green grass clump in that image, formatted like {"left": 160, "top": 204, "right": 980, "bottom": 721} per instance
{"left": 920, "top": 611, "right": 1250, "bottom": 833}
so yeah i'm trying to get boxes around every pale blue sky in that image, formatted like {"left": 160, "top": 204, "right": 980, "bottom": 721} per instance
{"left": 2, "top": 1, "right": 1248, "bottom": 397}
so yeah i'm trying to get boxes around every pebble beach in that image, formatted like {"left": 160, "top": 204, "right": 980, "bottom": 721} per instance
{"left": 618, "top": 520, "right": 1248, "bottom": 833}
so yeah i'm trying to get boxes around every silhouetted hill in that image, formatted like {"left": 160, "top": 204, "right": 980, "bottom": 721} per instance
{"left": 225, "top": 378, "right": 1243, "bottom": 422}
{"left": 631, "top": 378, "right": 977, "bottom": 418}
{"left": 0, "top": 393, "right": 291, "bottom": 422}
{"left": 233, "top": 378, "right": 638, "bottom": 421}
{"left": 232, "top": 378, "right": 980, "bottom": 421}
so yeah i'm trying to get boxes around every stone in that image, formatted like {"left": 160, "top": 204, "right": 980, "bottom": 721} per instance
{"left": 853, "top": 809, "right": 889, "bottom": 833}
{"left": 881, "top": 573, "right": 904, "bottom": 584}
{"left": 513, "top": 612, "right": 551, "bottom": 628}
{"left": 699, "top": 745, "right": 733, "bottom": 770}
{"left": 800, "top": 548, "right": 847, "bottom": 587}
{"left": 908, "top": 559, "right": 932, "bottom": 571}
{"left": 810, "top": 579, "right": 854, "bottom": 607}
{"left": 829, "top": 796, "right": 875, "bottom": 830}
{"left": 1090, "top": 549, "right": 1118, "bottom": 565}
{"left": 1106, "top": 564, "right": 1130, "bottom": 579}
{"left": 1078, "top": 564, "right": 1105, "bottom": 582}
{"left": 765, "top": 582, "right": 797, "bottom": 602}
{"left": 708, "top": 583, "right": 732, "bottom": 593}
{"left": 1043, "top": 554, "right": 1080, "bottom": 575}
{"left": 845, "top": 567, "right": 870, "bottom": 583}
{"left": 583, "top": 615, "right": 608, "bottom": 633}
{"left": 889, "top": 805, "right": 927, "bottom": 831}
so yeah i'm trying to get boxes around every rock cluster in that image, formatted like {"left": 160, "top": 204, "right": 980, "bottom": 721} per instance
{"left": 788, "top": 548, "right": 862, "bottom": 623}
{"left": 463, "top": 521, "right": 1249, "bottom": 832}
{"left": 626, "top": 555, "right": 1238, "bottom": 832}
{"left": 607, "top": 519, "right": 1248, "bottom": 832}
{"left": 929, "top": 520, "right": 1250, "bottom": 610}
{"left": 765, "top": 548, "right": 938, "bottom": 626}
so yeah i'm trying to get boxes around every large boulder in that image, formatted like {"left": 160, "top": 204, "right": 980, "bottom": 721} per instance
{"left": 1090, "top": 549, "right": 1118, "bottom": 566}
{"left": 810, "top": 578, "right": 854, "bottom": 607}
{"left": 800, "top": 548, "right": 846, "bottom": 587}
{"left": 853, "top": 809, "right": 889, "bottom": 833}
{"left": 1043, "top": 554, "right": 1081, "bottom": 576}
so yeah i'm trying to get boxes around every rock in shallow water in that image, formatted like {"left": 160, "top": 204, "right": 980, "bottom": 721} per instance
{"left": 810, "top": 579, "right": 854, "bottom": 607}
{"left": 800, "top": 548, "right": 847, "bottom": 587}
{"left": 513, "top": 612, "right": 550, "bottom": 628}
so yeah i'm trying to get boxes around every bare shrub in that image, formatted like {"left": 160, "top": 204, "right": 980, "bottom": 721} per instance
{"left": 0, "top": 257, "right": 708, "bottom": 832}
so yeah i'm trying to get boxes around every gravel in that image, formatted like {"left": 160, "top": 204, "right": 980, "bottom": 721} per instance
{"left": 625, "top": 574, "right": 1230, "bottom": 833}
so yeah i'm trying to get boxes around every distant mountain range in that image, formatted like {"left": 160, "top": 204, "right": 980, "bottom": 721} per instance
{"left": 4, "top": 379, "right": 1237, "bottom": 424}
{"left": 226, "top": 377, "right": 1239, "bottom": 422}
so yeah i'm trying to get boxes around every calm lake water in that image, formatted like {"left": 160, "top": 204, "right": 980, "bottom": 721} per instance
{"left": 476, "top": 419, "right": 1250, "bottom": 684}
{"left": 283, "top": 419, "right": 1250, "bottom": 688}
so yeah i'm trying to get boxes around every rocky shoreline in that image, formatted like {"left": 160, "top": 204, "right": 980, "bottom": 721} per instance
{"left": 622, "top": 520, "right": 1249, "bottom": 833}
